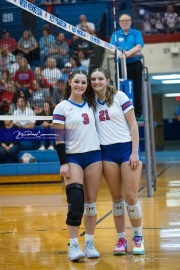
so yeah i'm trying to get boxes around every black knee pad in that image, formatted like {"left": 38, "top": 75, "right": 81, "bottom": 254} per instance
{"left": 66, "top": 183, "right": 84, "bottom": 226}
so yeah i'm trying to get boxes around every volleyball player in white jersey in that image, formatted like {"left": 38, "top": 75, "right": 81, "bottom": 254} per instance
{"left": 90, "top": 68, "right": 145, "bottom": 255}
{"left": 53, "top": 70, "right": 102, "bottom": 261}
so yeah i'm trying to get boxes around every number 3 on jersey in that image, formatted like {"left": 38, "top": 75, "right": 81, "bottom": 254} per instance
{"left": 99, "top": 110, "right": 110, "bottom": 121}
{"left": 82, "top": 113, "right": 89, "bottom": 125}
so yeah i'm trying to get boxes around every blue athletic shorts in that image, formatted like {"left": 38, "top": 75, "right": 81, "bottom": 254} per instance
{"left": 67, "top": 150, "right": 102, "bottom": 170}
{"left": 100, "top": 142, "right": 142, "bottom": 164}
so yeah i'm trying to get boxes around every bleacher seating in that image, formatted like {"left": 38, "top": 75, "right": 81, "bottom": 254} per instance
{"left": 0, "top": 149, "right": 59, "bottom": 176}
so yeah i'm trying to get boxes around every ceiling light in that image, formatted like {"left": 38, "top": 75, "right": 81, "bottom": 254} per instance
{"left": 164, "top": 93, "right": 180, "bottom": 97}
{"left": 162, "top": 80, "right": 180, "bottom": 84}
{"left": 152, "top": 74, "right": 180, "bottom": 80}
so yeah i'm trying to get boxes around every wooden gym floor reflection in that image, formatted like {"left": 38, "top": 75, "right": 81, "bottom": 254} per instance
{"left": 0, "top": 163, "right": 180, "bottom": 269}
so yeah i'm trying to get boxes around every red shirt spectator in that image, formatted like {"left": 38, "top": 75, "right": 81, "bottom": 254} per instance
{"left": 13, "top": 58, "right": 34, "bottom": 88}
{"left": 0, "top": 30, "right": 17, "bottom": 54}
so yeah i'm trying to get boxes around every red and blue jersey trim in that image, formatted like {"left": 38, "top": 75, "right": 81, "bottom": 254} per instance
{"left": 53, "top": 114, "right": 65, "bottom": 121}
{"left": 122, "top": 101, "right": 132, "bottom": 111}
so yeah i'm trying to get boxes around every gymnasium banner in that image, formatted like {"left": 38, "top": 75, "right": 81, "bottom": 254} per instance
{"left": 132, "top": 1, "right": 180, "bottom": 35}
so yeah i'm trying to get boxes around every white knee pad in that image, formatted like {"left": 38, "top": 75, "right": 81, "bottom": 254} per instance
{"left": 126, "top": 201, "right": 142, "bottom": 219}
{"left": 112, "top": 201, "right": 125, "bottom": 216}
{"left": 84, "top": 203, "right": 97, "bottom": 216}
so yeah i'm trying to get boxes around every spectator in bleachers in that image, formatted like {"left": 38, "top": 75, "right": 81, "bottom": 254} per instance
{"left": 60, "top": 62, "right": 72, "bottom": 82}
{"left": 71, "top": 35, "right": 93, "bottom": 59}
{"left": 48, "top": 32, "right": 70, "bottom": 69}
{"left": 0, "top": 81, "right": 15, "bottom": 115}
{"left": 152, "top": 12, "right": 165, "bottom": 34}
{"left": 0, "top": 45, "right": 16, "bottom": 75}
{"left": 143, "top": 13, "right": 154, "bottom": 34}
{"left": 0, "top": 117, "right": 21, "bottom": 163}
{"left": 0, "top": 69, "right": 12, "bottom": 107}
{"left": 0, "top": 29, "right": 17, "bottom": 54}
{"left": 33, "top": 67, "right": 50, "bottom": 89}
{"left": 70, "top": 55, "right": 87, "bottom": 73}
{"left": 39, "top": 27, "right": 56, "bottom": 66}
{"left": 13, "top": 96, "right": 36, "bottom": 129}
{"left": 163, "top": 4, "right": 179, "bottom": 33}
{"left": 78, "top": 50, "right": 90, "bottom": 72}
{"left": 30, "top": 79, "right": 52, "bottom": 110}
{"left": 22, "top": 0, "right": 37, "bottom": 37}
{"left": 9, "top": 53, "right": 31, "bottom": 78}
{"left": 35, "top": 101, "right": 55, "bottom": 150}
{"left": 16, "top": 30, "right": 39, "bottom": 63}
{"left": 52, "top": 79, "right": 65, "bottom": 108}
{"left": 76, "top": 14, "right": 96, "bottom": 35}
{"left": 13, "top": 57, "right": 34, "bottom": 100}
{"left": 42, "top": 57, "right": 61, "bottom": 91}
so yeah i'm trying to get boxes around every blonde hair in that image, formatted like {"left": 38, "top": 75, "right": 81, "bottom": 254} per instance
{"left": 90, "top": 68, "right": 118, "bottom": 107}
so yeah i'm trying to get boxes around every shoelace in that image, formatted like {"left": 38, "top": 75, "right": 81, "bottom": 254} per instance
{"left": 116, "top": 238, "right": 126, "bottom": 247}
{"left": 85, "top": 240, "right": 94, "bottom": 249}
{"left": 71, "top": 243, "right": 80, "bottom": 250}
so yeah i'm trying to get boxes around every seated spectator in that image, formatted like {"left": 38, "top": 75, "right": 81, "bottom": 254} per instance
{"left": 60, "top": 62, "right": 72, "bottom": 82}
{"left": 30, "top": 79, "right": 52, "bottom": 110}
{"left": 143, "top": 13, "right": 154, "bottom": 34}
{"left": 0, "top": 81, "right": 15, "bottom": 115}
{"left": 52, "top": 79, "right": 65, "bottom": 108}
{"left": 76, "top": 14, "right": 96, "bottom": 35}
{"left": 152, "top": 12, "right": 165, "bottom": 34}
{"left": 13, "top": 96, "right": 35, "bottom": 128}
{"left": 71, "top": 35, "right": 93, "bottom": 58}
{"left": 48, "top": 32, "right": 70, "bottom": 69}
{"left": 0, "top": 117, "right": 21, "bottom": 163}
{"left": 33, "top": 67, "right": 50, "bottom": 89}
{"left": 42, "top": 57, "right": 61, "bottom": 91}
{"left": 0, "top": 29, "right": 17, "bottom": 54}
{"left": 16, "top": 30, "right": 39, "bottom": 63}
{"left": 39, "top": 27, "right": 56, "bottom": 66}
{"left": 0, "top": 45, "right": 16, "bottom": 75}
{"left": 70, "top": 55, "right": 87, "bottom": 73}
{"left": 9, "top": 53, "right": 31, "bottom": 78}
{"left": 35, "top": 101, "right": 55, "bottom": 150}
{"left": 78, "top": 50, "right": 90, "bottom": 72}
{"left": 164, "top": 4, "right": 179, "bottom": 33}
{"left": 13, "top": 57, "right": 34, "bottom": 100}
{"left": 0, "top": 69, "right": 12, "bottom": 103}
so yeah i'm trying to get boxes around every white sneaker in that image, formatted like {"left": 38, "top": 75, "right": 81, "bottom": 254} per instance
{"left": 132, "top": 236, "right": 145, "bottom": 255}
{"left": 38, "top": 145, "right": 45, "bottom": 150}
{"left": 68, "top": 243, "right": 85, "bottom": 261}
{"left": 84, "top": 240, "right": 100, "bottom": 258}
{"left": 113, "top": 237, "right": 127, "bottom": 255}
{"left": 47, "top": 145, "right": 54, "bottom": 150}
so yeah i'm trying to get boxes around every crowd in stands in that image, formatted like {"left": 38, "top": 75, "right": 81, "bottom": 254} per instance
{"left": 0, "top": 14, "right": 104, "bottom": 161}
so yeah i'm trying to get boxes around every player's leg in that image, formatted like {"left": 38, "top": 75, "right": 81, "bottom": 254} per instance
{"left": 64, "top": 163, "right": 85, "bottom": 261}
{"left": 83, "top": 160, "right": 102, "bottom": 258}
{"left": 103, "top": 161, "right": 127, "bottom": 255}
{"left": 121, "top": 161, "right": 145, "bottom": 254}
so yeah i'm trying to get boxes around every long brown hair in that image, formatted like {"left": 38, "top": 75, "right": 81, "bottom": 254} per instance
{"left": 90, "top": 67, "right": 118, "bottom": 108}
{"left": 64, "top": 70, "right": 96, "bottom": 108}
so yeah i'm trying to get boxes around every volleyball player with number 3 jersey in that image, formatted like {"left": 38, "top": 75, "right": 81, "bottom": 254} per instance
{"left": 53, "top": 70, "right": 102, "bottom": 262}
{"left": 90, "top": 68, "right": 145, "bottom": 256}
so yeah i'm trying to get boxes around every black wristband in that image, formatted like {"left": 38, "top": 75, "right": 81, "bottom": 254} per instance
{"left": 56, "top": 143, "right": 68, "bottom": 165}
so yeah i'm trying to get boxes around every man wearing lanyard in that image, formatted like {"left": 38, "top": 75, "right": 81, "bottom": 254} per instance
{"left": 110, "top": 14, "right": 144, "bottom": 119}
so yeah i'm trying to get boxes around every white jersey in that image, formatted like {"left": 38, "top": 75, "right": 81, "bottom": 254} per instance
{"left": 53, "top": 99, "right": 100, "bottom": 154}
{"left": 94, "top": 91, "right": 134, "bottom": 145}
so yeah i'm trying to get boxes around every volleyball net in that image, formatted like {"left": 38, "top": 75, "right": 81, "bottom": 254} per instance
{"left": 0, "top": 0, "right": 118, "bottom": 123}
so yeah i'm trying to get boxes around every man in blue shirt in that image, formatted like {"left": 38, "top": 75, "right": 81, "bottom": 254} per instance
{"left": 110, "top": 14, "right": 144, "bottom": 119}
